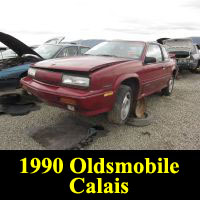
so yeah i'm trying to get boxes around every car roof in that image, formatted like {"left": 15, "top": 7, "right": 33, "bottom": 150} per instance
{"left": 108, "top": 40, "right": 146, "bottom": 44}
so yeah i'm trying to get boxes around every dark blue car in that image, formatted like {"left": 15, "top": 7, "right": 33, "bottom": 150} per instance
{"left": 0, "top": 32, "right": 90, "bottom": 88}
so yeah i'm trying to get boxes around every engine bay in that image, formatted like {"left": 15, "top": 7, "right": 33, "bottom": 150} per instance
{"left": 0, "top": 55, "right": 42, "bottom": 71}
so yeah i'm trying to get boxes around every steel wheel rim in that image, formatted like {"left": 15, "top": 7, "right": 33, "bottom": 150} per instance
{"left": 121, "top": 92, "right": 131, "bottom": 120}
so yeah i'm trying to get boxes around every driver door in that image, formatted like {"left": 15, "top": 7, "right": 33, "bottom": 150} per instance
{"left": 140, "top": 44, "right": 165, "bottom": 96}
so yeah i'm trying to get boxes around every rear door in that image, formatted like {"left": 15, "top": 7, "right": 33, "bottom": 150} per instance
{"left": 140, "top": 43, "right": 165, "bottom": 95}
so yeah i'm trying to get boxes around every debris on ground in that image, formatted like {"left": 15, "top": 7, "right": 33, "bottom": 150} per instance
{"left": 27, "top": 116, "right": 108, "bottom": 150}
{"left": 141, "top": 131, "right": 151, "bottom": 137}
{"left": 0, "top": 92, "right": 40, "bottom": 116}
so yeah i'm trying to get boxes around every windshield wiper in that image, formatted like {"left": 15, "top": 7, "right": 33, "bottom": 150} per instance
{"left": 84, "top": 54, "right": 95, "bottom": 56}
{"left": 84, "top": 54, "right": 130, "bottom": 59}
{"left": 84, "top": 54, "right": 118, "bottom": 57}
{"left": 97, "top": 54, "right": 114, "bottom": 57}
{"left": 95, "top": 54, "right": 119, "bottom": 58}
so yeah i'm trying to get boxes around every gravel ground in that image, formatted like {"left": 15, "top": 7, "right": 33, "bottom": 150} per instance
{"left": 0, "top": 72, "right": 200, "bottom": 150}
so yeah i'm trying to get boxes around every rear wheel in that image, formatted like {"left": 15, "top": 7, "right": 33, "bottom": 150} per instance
{"left": 108, "top": 85, "right": 133, "bottom": 124}
{"left": 161, "top": 76, "right": 174, "bottom": 96}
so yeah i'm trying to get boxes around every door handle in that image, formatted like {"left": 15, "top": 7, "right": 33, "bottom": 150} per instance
{"left": 162, "top": 66, "right": 167, "bottom": 70}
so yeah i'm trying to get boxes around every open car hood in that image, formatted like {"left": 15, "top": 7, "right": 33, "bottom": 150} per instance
{"left": 0, "top": 32, "right": 43, "bottom": 59}
{"left": 157, "top": 38, "right": 170, "bottom": 44}
{"left": 163, "top": 38, "right": 194, "bottom": 52}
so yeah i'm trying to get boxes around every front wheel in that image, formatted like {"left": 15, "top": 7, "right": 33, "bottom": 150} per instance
{"left": 108, "top": 85, "right": 133, "bottom": 124}
{"left": 161, "top": 76, "right": 174, "bottom": 96}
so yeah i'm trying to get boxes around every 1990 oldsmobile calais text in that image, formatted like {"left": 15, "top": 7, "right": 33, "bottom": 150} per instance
{"left": 21, "top": 41, "right": 176, "bottom": 124}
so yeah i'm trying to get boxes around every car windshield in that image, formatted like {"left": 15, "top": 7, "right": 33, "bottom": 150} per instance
{"left": 85, "top": 41, "right": 145, "bottom": 59}
{"left": 34, "top": 44, "right": 62, "bottom": 59}
{"left": 1, "top": 49, "right": 17, "bottom": 59}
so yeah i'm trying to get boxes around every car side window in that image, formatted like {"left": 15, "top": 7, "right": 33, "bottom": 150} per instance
{"left": 80, "top": 47, "right": 90, "bottom": 54}
{"left": 67, "top": 46, "right": 78, "bottom": 56}
{"left": 57, "top": 48, "right": 68, "bottom": 58}
{"left": 161, "top": 46, "right": 170, "bottom": 61}
{"left": 146, "top": 44, "right": 163, "bottom": 62}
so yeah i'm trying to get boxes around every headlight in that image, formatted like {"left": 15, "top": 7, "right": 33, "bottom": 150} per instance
{"left": 62, "top": 75, "right": 90, "bottom": 87}
{"left": 28, "top": 68, "right": 37, "bottom": 77}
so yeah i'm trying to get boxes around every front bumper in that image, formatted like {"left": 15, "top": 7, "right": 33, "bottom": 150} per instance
{"left": 21, "top": 76, "right": 114, "bottom": 116}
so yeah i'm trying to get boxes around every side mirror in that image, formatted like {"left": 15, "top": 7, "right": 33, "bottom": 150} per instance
{"left": 169, "top": 53, "right": 176, "bottom": 59}
{"left": 144, "top": 57, "right": 156, "bottom": 64}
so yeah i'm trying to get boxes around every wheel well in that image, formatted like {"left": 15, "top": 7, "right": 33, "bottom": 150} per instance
{"left": 121, "top": 78, "right": 140, "bottom": 98}
{"left": 19, "top": 71, "right": 28, "bottom": 79}
{"left": 172, "top": 69, "right": 177, "bottom": 78}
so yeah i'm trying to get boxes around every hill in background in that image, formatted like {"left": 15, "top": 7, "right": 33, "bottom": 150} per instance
{"left": 72, "top": 39, "right": 106, "bottom": 48}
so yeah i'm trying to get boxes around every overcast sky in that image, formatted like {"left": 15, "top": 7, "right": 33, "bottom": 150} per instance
{"left": 0, "top": 0, "right": 200, "bottom": 45}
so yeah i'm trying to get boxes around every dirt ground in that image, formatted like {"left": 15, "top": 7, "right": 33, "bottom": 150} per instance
{"left": 0, "top": 71, "right": 200, "bottom": 150}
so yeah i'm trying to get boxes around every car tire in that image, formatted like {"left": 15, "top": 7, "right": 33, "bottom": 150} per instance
{"left": 161, "top": 76, "right": 174, "bottom": 96}
{"left": 126, "top": 112, "right": 153, "bottom": 127}
{"left": 108, "top": 85, "right": 133, "bottom": 125}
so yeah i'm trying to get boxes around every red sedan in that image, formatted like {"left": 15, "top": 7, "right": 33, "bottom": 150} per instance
{"left": 21, "top": 41, "right": 176, "bottom": 124}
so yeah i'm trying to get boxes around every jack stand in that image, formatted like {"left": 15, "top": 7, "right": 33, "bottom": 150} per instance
{"left": 134, "top": 98, "right": 146, "bottom": 118}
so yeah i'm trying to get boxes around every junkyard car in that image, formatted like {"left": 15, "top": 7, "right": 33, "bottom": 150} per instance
{"left": 163, "top": 38, "right": 200, "bottom": 72}
{"left": 0, "top": 32, "right": 90, "bottom": 87}
{"left": 21, "top": 41, "right": 176, "bottom": 124}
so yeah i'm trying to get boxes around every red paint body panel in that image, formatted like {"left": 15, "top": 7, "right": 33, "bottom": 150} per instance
{"left": 21, "top": 42, "right": 176, "bottom": 116}
{"left": 21, "top": 76, "right": 114, "bottom": 116}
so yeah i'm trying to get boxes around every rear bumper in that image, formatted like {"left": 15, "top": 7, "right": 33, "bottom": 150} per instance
{"left": 21, "top": 77, "right": 114, "bottom": 116}
{"left": 177, "top": 60, "right": 198, "bottom": 70}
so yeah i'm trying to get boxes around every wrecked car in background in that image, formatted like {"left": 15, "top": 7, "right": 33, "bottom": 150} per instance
{"left": 21, "top": 40, "right": 176, "bottom": 124}
{"left": 0, "top": 32, "right": 43, "bottom": 87}
{"left": 163, "top": 38, "right": 200, "bottom": 72}
{"left": 0, "top": 32, "right": 90, "bottom": 88}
